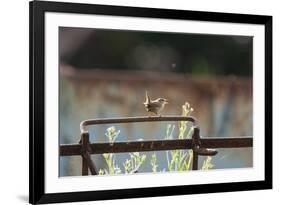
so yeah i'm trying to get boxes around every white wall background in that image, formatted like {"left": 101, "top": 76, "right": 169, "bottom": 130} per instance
{"left": 0, "top": 0, "right": 279, "bottom": 204}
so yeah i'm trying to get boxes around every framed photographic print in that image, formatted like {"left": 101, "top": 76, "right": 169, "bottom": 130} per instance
{"left": 29, "top": 0, "right": 272, "bottom": 204}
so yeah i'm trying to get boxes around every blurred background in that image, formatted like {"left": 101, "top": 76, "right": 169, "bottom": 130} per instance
{"left": 59, "top": 27, "right": 253, "bottom": 176}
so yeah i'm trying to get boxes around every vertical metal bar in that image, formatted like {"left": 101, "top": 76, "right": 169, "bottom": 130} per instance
{"left": 192, "top": 152, "right": 198, "bottom": 170}
{"left": 82, "top": 156, "right": 88, "bottom": 175}
{"left": 191, "top": 127, "right": 200, "bottom": 170}
{"left": 81, "top": 132, "right": 98, "bottom": 175}
{"left": 83, "top": 152, "right": 98, "bottom": 175}
{"left": 81, "top": 132, "right": 89, "bottom": 175}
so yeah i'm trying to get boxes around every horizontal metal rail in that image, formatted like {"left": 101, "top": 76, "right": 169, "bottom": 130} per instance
{"left": 60, "top": 137, "right": 253, "bottom": 156}
{"left": 80, "top": 116, "right": 197, "bottom": 133}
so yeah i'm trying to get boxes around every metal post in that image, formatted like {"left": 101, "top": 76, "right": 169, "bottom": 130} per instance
{"left": 81, "top": 132, "right": 89, "bottom": 175}
{"left": 192, "top": 152, "right": 199, "bottom": 170}
{"left": 191, "top": 127, "right": 200, "bottom": 170}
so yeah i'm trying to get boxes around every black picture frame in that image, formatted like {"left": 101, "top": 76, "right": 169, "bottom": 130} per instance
{"left": 29, "top": 0, "right": 272, "bottom": 204}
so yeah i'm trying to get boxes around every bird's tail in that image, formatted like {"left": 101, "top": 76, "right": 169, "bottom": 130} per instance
{"left": 145, "top": 90, "right": 151, "bottom": 104}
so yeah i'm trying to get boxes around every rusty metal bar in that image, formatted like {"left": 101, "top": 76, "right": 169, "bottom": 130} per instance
{"left": 61, "top": 144, "right": 81, "bottom": 156}
{"left": 81, "top": 133, "right": 89, "bottom": 175}
{"left": 80, "top": 116, "right": 197, "bottom": 133}
{"left": 80, "top": 132, "right": 97, "bottom": 175}
{"left": 82, "top": 152, "right": 98, "bottom": 175}
{"left": 60, "top": 137, "right": 252, "bottom": 156}
{"left": 200, "top": 137, "right": 253, "bottom": 148}
{"left": 81, "top": 156, "right": 88, "bottom": 175}
{"left": 192, "top": 153, "right": 198, "bottom": 170}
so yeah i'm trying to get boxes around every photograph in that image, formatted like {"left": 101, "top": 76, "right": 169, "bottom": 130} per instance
{"left": 0, "top": 0, "right": 277, "bottom": 204}
{"left": 59, "top": 27, "right": 253, "bottom": 177}
{"left": 29, "top": 1, "right": 272, "bottom": 203}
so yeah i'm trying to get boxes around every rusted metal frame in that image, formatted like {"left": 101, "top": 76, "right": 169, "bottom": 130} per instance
{"left": 60, "top": 137, "right": 253, "bottom": 156}
{"left": 60, "top": 116, "right": 253, "bottom": 174}
{"left": 79, "top": 116, "right": 197, "bottom": 175}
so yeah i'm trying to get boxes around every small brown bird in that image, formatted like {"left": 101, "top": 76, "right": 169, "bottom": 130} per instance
{"left": 143, "top": 91, "right": 168, "bottom": 116}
